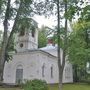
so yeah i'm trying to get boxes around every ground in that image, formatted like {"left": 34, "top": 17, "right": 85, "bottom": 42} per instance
{"left": 0, "top": 83, "right": 90, "bottom": 90}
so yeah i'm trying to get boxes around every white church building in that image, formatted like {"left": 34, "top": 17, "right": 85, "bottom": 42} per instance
{"left": 3, "top": 19, "right": 73, "bottom": 84}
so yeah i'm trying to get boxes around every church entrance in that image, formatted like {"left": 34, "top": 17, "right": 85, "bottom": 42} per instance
{"left": 16, "top": 65, "right": 23, "bottom": 84}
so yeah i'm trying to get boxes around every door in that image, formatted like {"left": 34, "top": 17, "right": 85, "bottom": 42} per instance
{"left": 16, "top": 69, "right": 23, "bottom": 84}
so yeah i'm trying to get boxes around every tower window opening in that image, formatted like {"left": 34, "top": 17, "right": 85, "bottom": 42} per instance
{"left": 19, "top": 26, "right": 25, "bottom": 36}
{"left": 32, "top": 29, "right": 35, "bottom": 37}
{"left": 19, "top": 30, "right": 25, "bottom": 36}
{"left": 31, "top": 26, "right": 35, "bottom": 37}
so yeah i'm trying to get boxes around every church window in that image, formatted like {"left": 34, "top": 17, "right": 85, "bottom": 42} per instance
{"left": 42, "top": 64, "right": 45, "bottom": 77}
{"left": 20, "top": 43, "right": 23, "bottom": 48}
{"left": 51, "top": 66, "right": 53, "bottom": 78}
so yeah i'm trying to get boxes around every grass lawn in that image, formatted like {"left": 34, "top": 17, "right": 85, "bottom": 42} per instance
{"left": 0, "top": 83, "right": 90, "bottom": 90}
{"left": 0, "top": 87, "right": 21, "bottom": 90}
{"left": 48, "top": 83, "right": 90, "bottom": 90}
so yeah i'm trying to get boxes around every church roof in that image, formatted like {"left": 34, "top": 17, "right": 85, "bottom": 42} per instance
{"left": 40, "top": 44, "right": 57, "bottom": 51}
{"left": 14, "top": 49, "right": 57, "bottom": 58}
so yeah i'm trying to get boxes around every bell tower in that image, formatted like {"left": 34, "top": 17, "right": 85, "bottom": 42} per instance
{"left": 16, "top": 19, "right": 38, "bottom": 52}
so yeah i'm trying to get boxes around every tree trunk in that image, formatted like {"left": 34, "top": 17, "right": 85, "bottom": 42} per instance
{"left": 0, "top": 0, "right": 11, "bottom": 82}
{"left": 57, "top": 0, "right": 68, "bottom": 90}
{"left": 62, "top": 0, "right": 68, "bottom": 69}
{"left": 57, "top": 0, "right": 63, "bottom": 90}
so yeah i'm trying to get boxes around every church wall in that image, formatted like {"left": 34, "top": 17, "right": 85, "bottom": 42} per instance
{"left": 3, "top": 52, "right": 42, "bottom": 84}
{"left": 3, "top": 54, "right": 28, "bottom": 84}
{"left": 3, "top": 61, "right": 15, "bottom": 84}
{"left": 37, "top": 51, "right": 73, "bottom": 83}
{"left": 63, "top": 62, "right": 73, "bottom": 83}
{"left": 28, "top": 28, "right": 38, "bottom": 50}
{"left": 23, "top": 52, "right": 40, "bottom": 80}
{"left": 28, "top": 29, "right": 38, "bottom": 49}
{"left": 37, "top": 52, "right": 59, "bottom": 84}
{"left": 3, "top": 51, "right": 73, "bottom": 84}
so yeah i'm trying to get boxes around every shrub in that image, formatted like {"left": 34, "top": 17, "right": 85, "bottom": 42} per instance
{"left": 23, "top": 79, "right": 48, "bottom": 90}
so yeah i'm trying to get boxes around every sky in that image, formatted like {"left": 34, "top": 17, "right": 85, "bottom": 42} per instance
{"left": 0, "top": 14, "right": 57, "bottom": 31}
{"left": 0, "top": 0, "right": 90, "bottom": 31}
{"left": 33, "top": 15, "right": 57, "bottom": 28}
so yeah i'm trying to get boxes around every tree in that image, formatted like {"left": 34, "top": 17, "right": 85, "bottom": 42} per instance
{"left": 0, "top": 0, "right": 40, "bottom": 82}
{"left": 38, "top": 26, "right": 47, "bottom": 48}
{"left": 35, "top": 0, "right": 77, "bottom": 90}
{"left": 0, "top": 0, "right": 11, "bottom": 81}
{"left": 68, "top": 20, "right": 90, "bottom": 81}
{"left": 57, "top": 0, "right": 68, "bottom": 89}
{"left": 31, "top": 0, "right": 90, "bottom": 89}
{"left": 67, "top": 0, "right": 90, "bottom": 82}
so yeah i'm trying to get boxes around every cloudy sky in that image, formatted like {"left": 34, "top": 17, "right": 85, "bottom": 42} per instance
{"left": 0, "top": 0, "right": 89, "bottom": 31}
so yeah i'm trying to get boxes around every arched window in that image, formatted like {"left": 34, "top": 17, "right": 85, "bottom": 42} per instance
{"left": 42, "top": 64, "right": 45, "bottom": 77}
{"left": 51, "top": 65, "right": 53, "bottom": 78}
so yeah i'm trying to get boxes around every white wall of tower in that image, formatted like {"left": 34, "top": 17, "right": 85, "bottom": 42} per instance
{"left": 16, "top": 27, "right": 38, "bottom": 52}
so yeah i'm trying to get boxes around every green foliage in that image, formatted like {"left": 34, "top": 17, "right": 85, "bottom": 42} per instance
{"left": 15, "top": 18, "right": 38, "bottom": 33}
{"left": 23, "top": 79, "right": 48, "bottom": 90}
{"left": 80, "top": 5, "right": 90, "bottom": 21}
{"left": 5, "top": 35, "right": 15, "bottom": 61}
{"left": 34, "top": 0, "right": 56, "bottom": 16}
{"left": 50, "top": 27, "right": 68, "bottom": 49}
{"left": 65, "top": 0, "right": 89, "bottom": 21}
{"left": 68, "top": 21, "right": 90, "bottom": 68}
{"left": 38, "top": 26, "right": 47, "bottom": 48}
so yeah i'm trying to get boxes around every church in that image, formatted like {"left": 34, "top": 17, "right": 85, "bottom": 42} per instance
{"left": 3, "top": 19, "right": 73, "bottom": 84}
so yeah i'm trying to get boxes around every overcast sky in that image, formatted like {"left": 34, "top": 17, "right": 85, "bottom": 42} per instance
{"left": 0, "top": 15, "right": 56, "bottom": 31}
{"left": 0, "top": 0, "right": 90, "bottom": 31}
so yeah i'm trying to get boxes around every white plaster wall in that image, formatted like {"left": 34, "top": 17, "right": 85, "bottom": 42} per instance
{"left": 28, "top": 28, "right": 38, "bottom": 49}
{"left": 3, "top": 51, "right": 73, "bottom": 84}
{"left": 63, "top": 61, "right": 73, "bottom": 83}
{"left": 4, "top": 53, "right": 28, "bottom": 83}
{"left": 16, "top": 28, "right": 38, "bottom": 52}
{"left": 3, "top": 52, "right": 41, "bottom": 84}
{"left": 37, "top": 52, "right": 59, "bottom": 84}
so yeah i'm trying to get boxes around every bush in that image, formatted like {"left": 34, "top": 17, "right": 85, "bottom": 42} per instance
{"left": 23, "top": 79, "right": 48, "bottom": 90}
